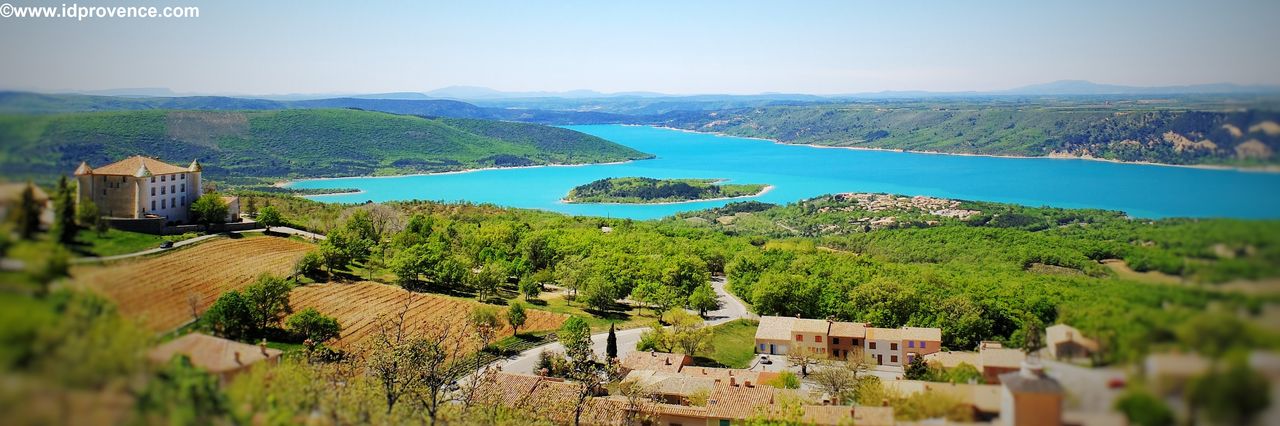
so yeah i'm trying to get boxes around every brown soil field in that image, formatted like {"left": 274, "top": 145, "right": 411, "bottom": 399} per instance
{"left": 71, "top": 236, "right": 313, "bottom": 331}
{"left": 289, "top": 281, "right": 567, "bottom": 349}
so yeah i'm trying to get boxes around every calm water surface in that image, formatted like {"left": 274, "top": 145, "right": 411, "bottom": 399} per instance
{"left": 288, "top": 125, "right": 1280, "bottom": 219}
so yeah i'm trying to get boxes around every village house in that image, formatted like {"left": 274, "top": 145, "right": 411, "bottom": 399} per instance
{"left": 0, "top": 181, "right": 52, "bottom": 228}
{"left": 998, "top": 361, "right": 1065, "bottom": 426}
{"left": 754, "top": 315, "right": 796, "bottom": 355}
{"left": 924, "top": 341, "right": 1027, "bottom": 384}
{"left": 621, "top": 351, "right": 694, "bottom": 374}
{"left": 1046, "top": 324, "right": 1099, "bottom": 361}
{"left": 147, "top": 333, "right": 282, "bottom": 385}
{"left": 754, "top": 316, "right": 942, "bottom": 366}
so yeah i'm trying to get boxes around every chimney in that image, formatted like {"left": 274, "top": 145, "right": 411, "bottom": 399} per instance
{"left": 650, "top": 350, "right": 656, "bottom": 356}
{"left": 730, "top": 377, "right": 737, "bottom": 387}
{"left": 744, "top": 380, "right": 753, "bottom": 388}
{"left": 259, "top": 339, "right": 269, "bottom": 356}
{"left": 234, "top": 352, "right": 242, "bottom": 365}
{"left": 664, "top": 358, "right": 671, "bottom": 366}
{"left": 538, "top": 367, "right": 549, "bottom": 377}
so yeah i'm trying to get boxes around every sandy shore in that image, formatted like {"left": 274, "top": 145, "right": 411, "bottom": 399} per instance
{"left": 561, "top": 184, "right": 775, "bottom": 206}
{"left": 651, "top": 125, "right": 1280, "bottom": 174}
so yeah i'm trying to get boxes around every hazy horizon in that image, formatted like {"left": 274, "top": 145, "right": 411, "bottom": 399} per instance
{"left": 2, "top": 0, "right": 1279, "bottom": 95}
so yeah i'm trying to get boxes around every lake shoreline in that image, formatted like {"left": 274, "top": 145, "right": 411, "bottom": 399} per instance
{"left": 278, "top": 160, "right": 639, "bottom": 191}
{"left": 644, "top": 125, "right": 1280, "bottom": 174}
{"left": 560, "top": 184, "right": 776, "bottom": 206}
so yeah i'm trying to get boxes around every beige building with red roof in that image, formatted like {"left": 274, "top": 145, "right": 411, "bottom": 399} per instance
{"left": 75, "top": 155, "right": 204, "bottom": 225}
{"left": 755, "top": 316, "right": 941, "bottom": 366}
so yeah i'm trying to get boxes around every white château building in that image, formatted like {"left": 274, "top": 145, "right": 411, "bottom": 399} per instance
{"left": 74, "top": 156, "right": 204, "bottom": 225}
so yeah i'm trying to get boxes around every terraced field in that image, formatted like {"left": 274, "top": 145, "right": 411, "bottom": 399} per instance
{"left": 289, "top": 282, "right": 567, "bottom": 349}
{"left": 72, "top": 236, "right": 313, "bottom": 331}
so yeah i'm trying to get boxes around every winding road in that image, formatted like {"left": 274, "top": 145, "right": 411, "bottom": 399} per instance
{"left": 495, "top": 275, "right": 754, "bottom": 374}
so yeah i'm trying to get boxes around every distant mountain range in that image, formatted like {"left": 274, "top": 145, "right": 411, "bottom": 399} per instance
{"left": 44, "top": 80, "right": 1280, "bottom": 102}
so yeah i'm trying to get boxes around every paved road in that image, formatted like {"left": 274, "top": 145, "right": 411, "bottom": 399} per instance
{"left": 71, "top": 225, "right": 325, "bottom": 264}
{"left": 496, "top": 275, "right": 753, "bottom": 374}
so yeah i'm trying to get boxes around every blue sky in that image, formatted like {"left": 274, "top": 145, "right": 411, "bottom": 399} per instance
{"left": 1, "top": 0, "right": 1278, "bottom": 95}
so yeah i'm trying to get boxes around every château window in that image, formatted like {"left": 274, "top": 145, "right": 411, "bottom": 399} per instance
{"left": 151, "top": 177, "right": 155, "bottom": 183}
{"left": 890, "top": 343, "right": 898, "bottom": 350}
{"left": 869, "top": 342, "right": 877, "bottom": 350}
{"left": 181, "top": 174, "right": 185, "bottom": 180}
{"left": 815, "top": 336, "right": 822, "bottom": 343}
{"left": 151, "top": 187, "right": 155, "bottom": 196}
{"left": 171, "top": 197, "right": 176, "bottom": 208}
{"left": 180, "top": 184, "right": 185, "bottom": 192}
{"left": 891, "top": 355, "right": 898, "bottom": 363}
{"left": 171, "top": 184, "right": 175, "bottom": 193}
{"left": 161, "top": 175, "right": 166, "bottom": 182}
{"left": 161, "top": 186, "right": 166, "bottom": 195}
{"left": 151, "top": 200, "right": 156, "bottom": 210}
{"left": 832, "top": 337, "right": 840, "bottom": 345}
{"left": 161, "top": 199, "right": 166, "bottom": 209}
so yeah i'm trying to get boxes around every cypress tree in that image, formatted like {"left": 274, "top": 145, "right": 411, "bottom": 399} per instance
{"left": 15, "top": 182, "right": 40, "bottom": 240}
{"left": 606, "top": 322, "right": 618, "bottom": 360}
{"left": 51, "top": 176, "right": 77, "bottom": 245}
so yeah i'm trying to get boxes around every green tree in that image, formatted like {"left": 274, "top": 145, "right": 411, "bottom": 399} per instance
{"left": 243, "top": 274, "right": 293, "bottom": 333}
{"left": 554, "top": 255, "right": 588, "bottom": 301}
{"left": 668, "top": 310, "right": 711, "bottom": 358}
{"left": 256, "top": 205, "right": 283, "bottom": 232}
{"left": 136, "top": 355, "right": 232, "bottom": 425}
{"left": 470, "top": 262, "right": 505, "bottom": 302}
{"left": 519, "top": 277, "right": 543, "bottom": 301}
{"left": 765, "top": 371, "right": 802, "bottom": 389}
{"left": 632, "top": 281, "right": 680, "bottom": 322}
{"left": 506, "top": 300, "right": 527, "bottom": 337}
{"left": 294, "top": 251, "right": 323, "bottom": 279}
{"left": 1019, "top": 314, "right": 1045, "bottom": 355}
{"left": 469, "top": 306, "right": 501, "bottom": 351}
{"left": 13, "top": 182, "right": 40, "bottom": 240}
{"left": 606, "top": 323, "right": 618, "bottom": 360}
{"left": 946, "top": 362, "right": 983, "bottom": 384}
{"left": 559, "top": 316, "right": 593, "bottom": 362}
{"left": 903, "top": 355, "right": 932, "bottom": 380}
{"left": 203, "top": 291, "right": 253, "bottom": 341}
{"left": 190, "top": 193, "right": 229, "bottom": 227}
{"left": 51, "top": 176, "right": 77, "bottom": 245}
{"left": 664, "top": 255, "right": 709, "bottom": 295}
{"left": 687, "top": 282, "right": 721, "bottom": 317}
{"left": 1115, "top": 389, "right": 1174, "bottom": 426}
{"left": 76, "top": 197, "right": 105, "bottom": 236}
{"left": 286, "top": 307, "right": 342, "bottom": 343}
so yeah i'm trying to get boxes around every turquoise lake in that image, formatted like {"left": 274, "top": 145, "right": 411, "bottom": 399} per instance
{"left": 288, "top": 125, "right": 1280, "bottom": 219}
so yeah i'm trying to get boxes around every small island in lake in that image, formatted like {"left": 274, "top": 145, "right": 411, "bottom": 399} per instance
{"left": 564, "top": 177, "right": 771, "bottom": 204}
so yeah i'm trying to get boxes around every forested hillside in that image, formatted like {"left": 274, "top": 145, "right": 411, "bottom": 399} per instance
{"left": 0, "top": 109, "right": 652, "bottom": 184}
{"left": 649, "top": 103, "right": 1280, "bottom": 166}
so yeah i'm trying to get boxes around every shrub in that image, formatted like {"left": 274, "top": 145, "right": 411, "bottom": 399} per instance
{"left": 286, "top": 307, "right": 341, "bottom": 344}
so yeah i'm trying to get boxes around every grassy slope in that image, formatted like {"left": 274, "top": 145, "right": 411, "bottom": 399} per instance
{"left": 0, "top": 109, "right": 652, "bottom": 184}
{"left": 650, "top": 104, "right": 1280, "bottom": 166}
{"left": 702, "top": 319, "right": 759, "bottom": 368}
{"left": 566, "top": 177, "right": 767, "bottom": 203}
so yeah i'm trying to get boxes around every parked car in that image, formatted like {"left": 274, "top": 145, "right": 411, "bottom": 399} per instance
{"left": 759, "top": 355, "right": 773, "bottom": 365}
{"left": 159, "top": 241, "right": 174, "bottom": 249}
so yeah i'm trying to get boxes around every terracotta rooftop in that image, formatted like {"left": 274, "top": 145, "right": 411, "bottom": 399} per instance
{"left": 80, "top": 156, "right": 193, "bottom": 176}
{"left": 620, "top": 351, "right": 692, "bottom": 374}
{"left": 828, "top": 321, "right": 868, "bottom": 338}
{"left": 754, "top": 316, "right": 796, "bottom": 341}
{"left": 623, "top": 370, "right": 717, "bottom": 397}
{"left": 803, "top": 405, "right": 895, "bottom": 426}
{"left": 679, "top": 366, "right": 778, "bottom": 386}
{"left": 147, "top": 333, "right": 281, "bottom": 374}
{"left": 705, "top": 382, "right": 803, "bottom": 420}
{"left": 793, "top": 318, "right": 832, "bottom": 334}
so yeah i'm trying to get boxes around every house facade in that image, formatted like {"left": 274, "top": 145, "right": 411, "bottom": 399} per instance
{"left": 754, "top": 316, "right": 942, "bottom": 366}
{"left": 1045, "top": 324, "right": 1099, "bottom": 361}
{"left": 74, "top": 156, "right": 203, "bottom": 225}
